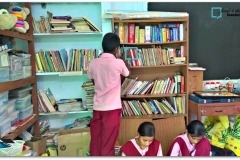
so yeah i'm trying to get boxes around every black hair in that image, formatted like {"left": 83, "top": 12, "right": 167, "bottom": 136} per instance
{"left": 102, "top": 32, "right": 120, "bottom": 53}
{"left": 138, "top": 122, "right": 155, "bottom": 137}
{"left": 187, "top": 120, "right": 206, "bottom": 137}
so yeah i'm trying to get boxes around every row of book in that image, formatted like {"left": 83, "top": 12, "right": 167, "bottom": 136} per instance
{"left": 81, "top": 81, "right": 94, "bottom": 110}
{"left": 35, "top": 49, "right": 99, "bottom": 73}
{"left": 121, "top": 96, "right": 185, "bottom": 116}
{"left": 33, "top": 11, "right": 101, "bottom": 33}
{"left": 122, "top": 45, "right": 185, "bottom": 66}
{"left": 121, "top": 72, "right": 184, "bottom": 95}
{"left": 114, "top": 22, "right": 184, "bottom": 44}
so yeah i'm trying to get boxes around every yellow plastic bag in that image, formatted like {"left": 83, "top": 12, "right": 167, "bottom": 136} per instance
{"left": 225, "top": 115, "right": 240, "bottom": 156}
{"left": 204, "top": 115, "right": 230, "bottom": 148}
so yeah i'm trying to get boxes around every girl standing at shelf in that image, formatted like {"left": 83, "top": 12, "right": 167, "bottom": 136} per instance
{"left": 167, "top": 120, "right": 211, "bottom": 156}
{"left": 119, "top": 121, "right": 163, "bottom": 156}
{"left": 87, "top": 32, "right": 130, "bottom": 156}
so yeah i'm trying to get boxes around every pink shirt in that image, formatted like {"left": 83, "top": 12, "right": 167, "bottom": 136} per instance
{"left": 121, "top": 137, "right": 163, "bottom": 156}
{"left": 170, "top": 133, "right": 196, "bottom": 156}
{"left": 87, "top": 53, "right": 129, "bottom": 111}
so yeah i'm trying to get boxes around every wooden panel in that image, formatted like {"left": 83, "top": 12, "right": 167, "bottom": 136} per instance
{"left": 117, "top": 118, "right": 151, "bottom": 145}
{"left": 153, "top": 116, "right": 186, "bottom": 156}
{"left": 188, "top": 70, "right": 204, "bottom": 94}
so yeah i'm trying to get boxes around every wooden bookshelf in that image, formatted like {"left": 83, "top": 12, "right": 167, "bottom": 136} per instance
{"left": 0, "top": 30, "right": 33, "bottom": 41}
{"left": 2, "top": 114, "right": 38, "bottom": 140}
{"left": 0, "top": 2, "right": 40, "bottom": 139}
{"left": 113, "top": 16, "right": 189, "bottom": 155}
{"left": 0, "top": 76, "right": 36, "bottom": 92}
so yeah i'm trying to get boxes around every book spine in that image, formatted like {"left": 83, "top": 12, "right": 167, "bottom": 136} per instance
{"left": 134, "top": 26, "right": 139, "bottom": 43}
{"left": 145, "top": 26, "right": 151, "bottom": 43}
{"left": 128, "top": 23, "right": 135, "bottom": 43}
{"left": 118, "top": 22, "right": 124, "bottom": 43}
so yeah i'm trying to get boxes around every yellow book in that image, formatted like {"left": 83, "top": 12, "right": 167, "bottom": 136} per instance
{"left": 139, "top": 29, "right": 145, "bottom": 43}
{"left": 176, "top": 97, "right": 182, "bottom": 113}
{"left": 135, "top": 26, "right": 139, "bottom": 43}
{"left": 35, "top": 52, "right": 44, "bottom": 72}
{"left": 162, "top": 28, "right": 167, "bottom": 42}
{"left": 118, "top": 22, "right": 124, "bottom": 43}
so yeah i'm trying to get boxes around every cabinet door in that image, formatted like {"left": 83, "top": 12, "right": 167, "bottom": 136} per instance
{"left": 201, "top": 105, "right": 236, "bottom": 116}
{"left": 188, "top": 70, "right": 204, "bottom": 93}
{"left": 153, "top": 116, "right": 186, "bottom": 156}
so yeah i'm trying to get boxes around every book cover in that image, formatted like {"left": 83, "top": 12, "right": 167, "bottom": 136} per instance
{"left": 45, "top": 88, "right": 57, "bottom": 107}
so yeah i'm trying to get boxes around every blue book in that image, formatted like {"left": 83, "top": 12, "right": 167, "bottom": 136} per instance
{"left": 59, "top": 49, "right": 68, "bottom": 71}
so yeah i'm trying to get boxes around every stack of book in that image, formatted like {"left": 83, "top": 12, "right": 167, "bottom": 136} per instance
{"left": 82, "top": 81, "right": 94, "bottom": 110}
{"left": 33, "top": 11, "right": 101, "bottom": 33}
{"left": 50, "top": 15, "right": 74, "bottom": 33}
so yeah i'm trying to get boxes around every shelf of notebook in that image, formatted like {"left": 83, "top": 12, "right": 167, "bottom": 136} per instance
{"left": 121, "top": 40, "right": 186, "bottom": 46}
{"left": 39, "top": 110, "right": 92, "bottom": 116}
{"left": 121, "top": 93, "right": 186, "bottom": 99}
{"left": 0, "top": 76, "right": 36, "bottom": 92}
{"left": 121, "top": 113, "right": 186, "bottom": 119}
{"left": 129, "top": 64, "right": 187, "bottom": 69}
{"left": 2, "top": 114, "right": 37, "bottom": 140}
{"left": 0, "top": 30, "right": 33, "bottom": 41}
{"left": 33, "top": 32, "right": 102, "bottom": 36}
{"left": 36, "top": 71, "right": 86, "bottom": 76}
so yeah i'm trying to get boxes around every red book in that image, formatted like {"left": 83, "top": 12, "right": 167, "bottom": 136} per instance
{"left": 181, "top": 76, "right": 185, "bottom": 93}
{"left": 128, "top": 23, "right": 135, "bottom": 43}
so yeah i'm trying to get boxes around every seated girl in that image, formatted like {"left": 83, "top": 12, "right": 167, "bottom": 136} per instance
{"left": 167, "top": 120, "right": 211, "bottom": 156}
{"left": 119, "top": 121, "right": 163, "bottom": 156}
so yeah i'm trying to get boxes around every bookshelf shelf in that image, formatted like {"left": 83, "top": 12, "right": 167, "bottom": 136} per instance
{"left": 2, "top": 114, "right": 38, "bottom": 140}
{"left": 36, "top": 71, "right": 84, "bottom": 76}
{"left": 113, "top": 17, "right": 188, "bottom": 23}
{"left": 0, "top": 76, "right": 36, "bottom": 92}
{"left": 0, "top": 30, "right": 33, "bottom": 41}
{"left": 121, "top": 93, "right": 186, "bottom": 99}
{"left": 121, "top": 113, "right": 187, "bottom": 119}
{"left": 39, "top": 110, "right": 92, "bottom": 116}
{"left": 129, "top": 64, "right": 187, "bottom": 69}
{"left": 121, "top": 40, "right": 186, "bottom": 45}
{"left": 33, "top": 32, "right": 102, "bottom": 36}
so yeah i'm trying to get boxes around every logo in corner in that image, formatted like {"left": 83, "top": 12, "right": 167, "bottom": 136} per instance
{"left": 211, "top": 7, "right": 222, "bottom": 19}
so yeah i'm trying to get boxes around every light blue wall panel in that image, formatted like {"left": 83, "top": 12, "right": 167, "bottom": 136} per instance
{"left": 110, "top": 2, "right": 147, "bottom": 11}
{"left": 34, "top": 35, "right": 102, "bottom": 51}
{"left": 37, "top": 75, "right": 89, "bottom": 101}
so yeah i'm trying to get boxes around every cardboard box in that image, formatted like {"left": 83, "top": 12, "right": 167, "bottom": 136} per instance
{"left": 25, "top": 137, "right": 47, "bottom": 156}
{"left": 58, "top": 128, "right": 91, "bottom": 156}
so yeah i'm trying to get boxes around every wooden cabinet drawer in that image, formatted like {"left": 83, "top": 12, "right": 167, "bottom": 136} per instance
{"left": 201, "top": 105, "right": 236, "bottom": 116}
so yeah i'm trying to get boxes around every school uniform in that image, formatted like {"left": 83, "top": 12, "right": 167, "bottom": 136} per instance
{"left": 119, "top": 138, "right": 163, "bottom": 156}
{"left": 87, "top": 53, "right": 129, "bottom": 156}
{"left": 167, "top": 133, "right": 211, "bottom": 156}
